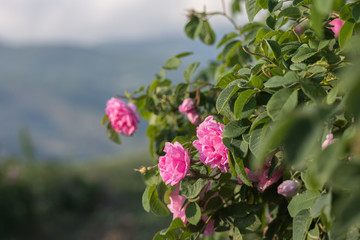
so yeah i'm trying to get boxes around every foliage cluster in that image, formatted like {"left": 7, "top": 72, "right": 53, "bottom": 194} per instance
{"left": 104, "top": 0, "right": 360, "bottom": 239}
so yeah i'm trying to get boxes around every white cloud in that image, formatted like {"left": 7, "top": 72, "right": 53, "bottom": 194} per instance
{"left": 0, "top": 0, "right": 245, "bottom": 45}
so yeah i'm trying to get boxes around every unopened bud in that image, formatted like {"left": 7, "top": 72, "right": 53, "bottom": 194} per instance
{"left": 134, "top": 166, "right": 147, "bottom": 174}
{"left": 277, "top": 180, "right": 299, "bottom": 197}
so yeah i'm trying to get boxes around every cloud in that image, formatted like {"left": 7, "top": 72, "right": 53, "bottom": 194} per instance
{"left": 0, "top": 0, "right": 237, "bottom": 45}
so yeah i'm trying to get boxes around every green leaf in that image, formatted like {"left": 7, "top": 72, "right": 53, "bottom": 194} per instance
{"left": 217, "top": 32, "right": 239, "bottom": 48}
{"left": 231, "top": 151, "right": 252, "bottom": 187}
{"left": 291, "top": 47, "right": 317, "bottom": 63}
{"left": 185, "top": 17, "right": 203, "bottom": 40}
{"left": 278, "top": 7, "right": 302, "bottom": 18}
{"left": 101, "top": 114, "right": 109, "bottom": 126}
{"left": 234, "top": 214, "right": 262, "bottom": 233}
{"left": 199, "top": 20, "right": 216, "bottom": 45}
{"left": 268, "top": 0, "right": 282, "bottom": 13}
{"left": 352, "top": 4, "right": 360, "bottom": 22}
{"left": 249, "top": 123, "right": 269, "bottom": 158}
{"left": 184, "top": 62, "right": 200, "bottom": 83}
{"left": 248, "top": 75, "right": 263, "bottom": 89}
{"left": 234, "top": 89, "right": 255, "bottom": 119}
{"left": 311, "top": 3, "right": 324, "bottom": 37}
{"left": 142, "top": 185, "right": 153, "bottom": 212}
{"left": 185, "top": 202, "right": 202, "bottom": 225}
{"left": 301, "top": 80, "right": 327, "bottom": 101}
{"left": 290, "top": 63, "right": 307, "bottom": 71}
{"left": 106, "top": 122, "right": 121, "bottom": 144}
{"left": 153, "top": 232, "right": 167, "bottom": 240}
{"left": 150, "top": 185, "right": 170, "bottom": 216}
{"left": 163, "top": 56, "right": 181, "bottom": 70}
{"left": 293, "top": 0, "right": 312, "bottom": 7}
{"left": 293, "top": 209, "right": 312, "bottom": 240}
{"left": 233, "top": 227, "right": 243, "bottom": 240}
{"left": 308, "top": 65, "right": 327, "bottom": 74}
{"left": 167, "top": 218, "right": 184, "bottom": 233}
{"left": 264, "top": 39, "right": 282, "bottom": 59}
{"left": 339, "top": 21, "right": 355, "bottom": 50}
{"left": 310, "top": 193, "right": 331, "bottom": 219}
{"left": 176, "top": 52, "right": 193, "bottom": 58}
{"left": 223, "top": 120, "right": 250, "bottom": 138}
{"left": 245, "top": 0, "right": 260, "bottom": 22}
{"left": 267, "top": 88, "right": 298, "bottom": 120}
{"left": 180, "top": 178, "right": 207, "bottom": 199}
{"left": 216, "top": 70, "right": 242, "bottom": 88}
{"left": 264, "top": 71, "right": 299, "bottom": 88}
{"left": 340, "top": 4, "right": 351, "bottom": 21}
{"left": 288, "top": 191, "right": 321, "bottom": 217}
{"left": 314, "top": 0, "right": 334, "bottom": 15}
{"left": 216, "top": 80, "right": 242, "bottom": 114}
{"left": 250, "top": 112, "right": 271, "bottom": 134}
{"left": 327, "top": 86, "right": 339, "bottom": 105}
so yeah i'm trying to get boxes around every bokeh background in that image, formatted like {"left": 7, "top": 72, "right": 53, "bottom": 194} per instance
{"left": 0, "top": 0, "right": 246, "bottom": 239}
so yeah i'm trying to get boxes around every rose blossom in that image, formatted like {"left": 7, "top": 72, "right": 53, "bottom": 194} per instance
{"left": 159, "top": 142, "right": 190, "bottom": 186}
{"left": 322, "top": 134, "right": 337, "bottom": 150}
{"left": 237, "top": 153, "right": 283, "bottom": 192}
{"left": 167, "top": 185, "right": 189, "bottom": 223}
{"left": 277, "top": 180, "right": 299, "bottom": 197}
{"left": 187, "top": 110, "right": 201, "bottom": 125}
{"left": 327, "top": 18, "right": 344, "bottom": 37}
{"left": 179, "top": 98, "right": 196, "bottom": 113}
{"left": 193, "top": 116, "right": 229, "bottom": 172}
{"left": 105, "top": 97, "right": 140, "bottom": 136}
{"left": 257, "top": 162, "right": 283, "bottom": 193}
{"left": 237, "top": 168, "right": 260, "bottom": 184}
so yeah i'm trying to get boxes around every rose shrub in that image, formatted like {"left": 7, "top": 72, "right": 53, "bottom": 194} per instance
{"left": 103, "top": 0, "right": 360, "bottom": 239}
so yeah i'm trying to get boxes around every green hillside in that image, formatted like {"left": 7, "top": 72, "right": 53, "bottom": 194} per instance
{"left": 0, "top": 39, "right": 214, "bottom": 160}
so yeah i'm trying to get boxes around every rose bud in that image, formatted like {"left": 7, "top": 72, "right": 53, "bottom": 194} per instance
{"left": 277, "top": 180, "right": 299, "bottom": 197}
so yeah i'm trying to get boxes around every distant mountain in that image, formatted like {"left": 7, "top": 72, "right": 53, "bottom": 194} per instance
{"left": 0, "top": 38, "right": 216, "bottom": 160}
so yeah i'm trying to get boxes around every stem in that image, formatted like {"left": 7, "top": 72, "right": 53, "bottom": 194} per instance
{"left": 292, "top": 28, "right": 302, "bottom": 43}
{"left": 242, "top": 46, "right": 276, "bottom": 65}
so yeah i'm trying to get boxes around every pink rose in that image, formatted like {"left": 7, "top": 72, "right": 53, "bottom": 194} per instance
{"left": 159, "top": 142, "right": 190, "bottom": 186}
{"left": 179, "top": 98, "right": 196, "bottom": 113}
{"left": 257, "top": 161, "right": 283, "bottom": 193}
{"left": 187, "top": 110, "right": 201, "bottom": 125}
{"left": 237, "top": 168, "right": 260, "bottom": 184}
{"left": 322, "top": 134, "right": 337, "bottom": 150}
{"left": 105, "top": 97, "right": 140, "bottom": 136}
{"left": 167, "top": 185, "right": 189, "bottom": 224}
{"left": 328, "top": 18, "right": 344, "bottom": 37}
{"left": 277, "top": 180, "right": 299, "bottom": 197}
{"left": 237, "top": 153, "right": 283, "bottom": 192}
{"left": 193, "top": 116, "right": 229, "bottom": 172}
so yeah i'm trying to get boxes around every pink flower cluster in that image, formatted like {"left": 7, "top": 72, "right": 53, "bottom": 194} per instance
{"left": 179, "top": 98, "right": 201, "bottom": 125}
{"left": 327, "top": 18, "right": 345, "bottom": 37}
{"left": 193, "top": 116, "right": 229, "bottom": 172}
{"left": 105, "top": 97, "right": 140, "bottom": 136}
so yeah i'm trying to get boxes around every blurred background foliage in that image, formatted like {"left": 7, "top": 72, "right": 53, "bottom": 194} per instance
{"left": 0, "top": 134, "right": 170, "bottom": 239}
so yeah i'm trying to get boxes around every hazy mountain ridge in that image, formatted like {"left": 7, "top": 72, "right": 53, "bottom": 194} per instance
{"left": 0, "top": 39, "right": 215, "bottom": 160}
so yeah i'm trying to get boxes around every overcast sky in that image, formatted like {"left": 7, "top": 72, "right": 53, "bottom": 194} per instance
{"left": 0, "top": 0, "right": 248, "bottom": 46}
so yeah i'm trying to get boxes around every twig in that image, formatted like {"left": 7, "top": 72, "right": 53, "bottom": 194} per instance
{"left": 242, "top": 46, "right": 276, "bottom": 65}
